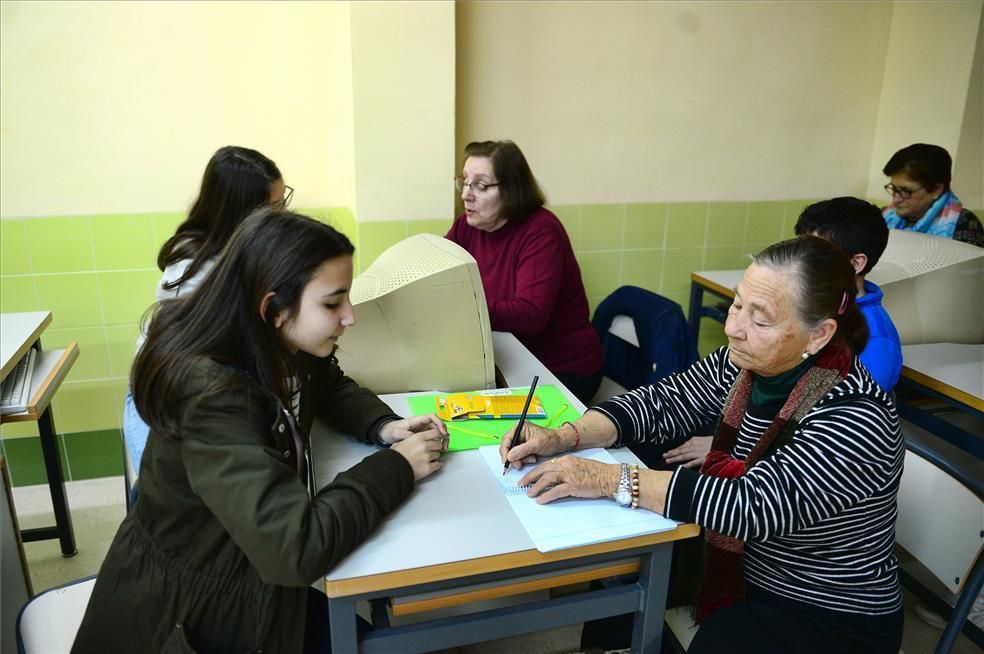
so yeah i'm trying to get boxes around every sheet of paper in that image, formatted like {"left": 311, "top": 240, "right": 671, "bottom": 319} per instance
{"left": 478, "top": 445, "right": 679, "bottom": 552}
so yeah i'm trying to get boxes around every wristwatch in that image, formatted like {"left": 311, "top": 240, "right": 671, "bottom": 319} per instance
{"left": 613, "top": 463, "right": 632, "bottom": 507}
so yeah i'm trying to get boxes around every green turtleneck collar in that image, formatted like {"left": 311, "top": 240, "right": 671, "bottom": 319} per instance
{"left": 751, "top": 353, "right": 817, "bottom": 408}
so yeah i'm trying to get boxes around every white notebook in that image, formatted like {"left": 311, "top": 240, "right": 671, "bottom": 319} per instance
{"left": 478, "top": 445, "right": 679, "bottom": 552}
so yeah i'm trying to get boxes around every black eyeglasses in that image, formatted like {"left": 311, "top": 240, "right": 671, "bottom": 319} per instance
{"left": 455, "top": 177, "right": 499, "bottom": 194}
{"left": 273, "top": 185, "right": 294, "bottom": 209}
{"left": 884, "top": 183, "right": 922, "bottom": 200}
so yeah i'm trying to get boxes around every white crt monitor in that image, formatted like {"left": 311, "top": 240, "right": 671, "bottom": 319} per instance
{"left": 867, "top": 230, "right": 984, "bottom": 345}
{"left": 335, "top": 234, "right": 496, "bottom": 394}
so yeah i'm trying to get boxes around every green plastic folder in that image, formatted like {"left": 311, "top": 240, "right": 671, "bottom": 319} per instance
{"left": 406, "top": 384, "right": 581, "bottom": 452}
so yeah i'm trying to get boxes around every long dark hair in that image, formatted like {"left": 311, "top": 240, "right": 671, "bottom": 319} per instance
{"left": 134, "top": 208, "right": 354, "bottom": 439}
{"left": 464, "top": 140, "right": 545, "bottom": 224}
{"left": 752, "top": 236, "right": 869, "bottom": 355}
{"left": 158, "top": 146, "right": 282, "bottom": 292}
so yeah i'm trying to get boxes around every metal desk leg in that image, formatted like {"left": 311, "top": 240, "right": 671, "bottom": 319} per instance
{"left": 21, "top": 407, "right": 77, "bottom": 556}
{"left": 688, "top": 281, "right": 704, "bottom": 345}
{"left": 328, "top": 595, "right": 360, "bottom": 653}
{"left": 632, "top": 542, "right": 673, "bottom": 653}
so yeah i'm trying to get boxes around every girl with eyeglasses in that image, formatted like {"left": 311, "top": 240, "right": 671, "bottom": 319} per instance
{"left": 124, "top": 146, "right": 294, "bottom": 496}
{"left": 882, "top": 143, "right": 982, "bottom": 247}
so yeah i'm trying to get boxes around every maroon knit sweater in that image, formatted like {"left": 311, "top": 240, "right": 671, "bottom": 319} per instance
{"left": 447, "top": 207, "right": 602, "bottom": 377}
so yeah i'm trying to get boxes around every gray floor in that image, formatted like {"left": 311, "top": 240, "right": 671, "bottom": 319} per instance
{"left": 14, "top": 476, "right": 981, "bottom": 654}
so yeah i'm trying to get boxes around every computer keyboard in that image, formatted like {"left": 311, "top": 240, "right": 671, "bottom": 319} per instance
{"left": 1, "top": 348, "right": 37, "bottom": 415}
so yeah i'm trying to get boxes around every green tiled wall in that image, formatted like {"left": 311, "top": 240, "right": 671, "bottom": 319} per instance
{"left": 1, "top": 429, "right": 122, "bottom": 487}
{"left": 0, "top": 199, "right": 826, "bottom": 482}
{"left": 0, "top": 207, "right": 357, "bottom": 450}
{"left": 352, "top": 200, "right": 816, "bottom": 358}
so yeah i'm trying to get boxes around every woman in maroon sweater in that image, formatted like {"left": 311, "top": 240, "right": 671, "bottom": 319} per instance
{"left": 447, "top": 140, "right": 603, "bottom": 404}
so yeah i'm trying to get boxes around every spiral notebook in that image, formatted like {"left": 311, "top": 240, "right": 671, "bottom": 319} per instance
{"left": 478, "top": 445, "right": 679, "bottom": 552}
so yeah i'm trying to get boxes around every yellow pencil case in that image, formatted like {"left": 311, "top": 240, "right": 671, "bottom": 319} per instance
{"left": 436, "top": 393, "right": 547, "bottom": 421}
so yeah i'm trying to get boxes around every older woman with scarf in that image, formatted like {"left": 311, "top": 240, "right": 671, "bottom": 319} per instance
{"left": 501, "top": 236, "right": 904, "bottom": 654}
{"left": 882, "top": 143, "right": 982, "bottom": 247}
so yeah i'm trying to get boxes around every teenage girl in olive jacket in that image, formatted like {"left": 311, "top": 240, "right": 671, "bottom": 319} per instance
{"left": 73, "top": 209, "right": 448, "bottom": 654}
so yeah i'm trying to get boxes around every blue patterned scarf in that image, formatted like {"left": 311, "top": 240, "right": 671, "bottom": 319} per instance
{"left": 883, "top": 190, "right": 963, "bottom": 239}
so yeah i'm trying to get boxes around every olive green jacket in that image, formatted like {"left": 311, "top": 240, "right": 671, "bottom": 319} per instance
{"left": 72, "top": 353, "right": 415, "bottom": 653}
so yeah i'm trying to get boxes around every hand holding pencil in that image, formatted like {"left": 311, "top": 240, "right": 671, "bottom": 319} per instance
{"left": 499, "top": 377, "right": 571, "bottom": 471}
{"left": 502, "top": 376, "right": 538, "bottom": 474}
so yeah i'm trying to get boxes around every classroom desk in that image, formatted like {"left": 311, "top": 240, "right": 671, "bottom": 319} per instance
{"left": 0, "top": 312, "right": 79, "bottom": 556}
{"left": 687, "top": 269, "right": 741, "bottom": 342}
{"left": 896, "top": 343, "right": 983, "bottom": 458}
{"left": 313, "top": 332, "right": 700, "bottom": 653}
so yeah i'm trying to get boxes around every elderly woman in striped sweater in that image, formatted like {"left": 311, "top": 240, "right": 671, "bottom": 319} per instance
{"left": 502, "top": 235, "right": 904, "bottom": 654}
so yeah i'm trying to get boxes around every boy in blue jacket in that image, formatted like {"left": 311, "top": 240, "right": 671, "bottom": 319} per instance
{"left": 796, "top": 197, "right": 902, "bottom": 392}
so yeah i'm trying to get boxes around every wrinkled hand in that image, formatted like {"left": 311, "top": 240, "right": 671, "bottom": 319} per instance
{"left": 498, "top": 421, "right": 568, "bottom": 471}
{"left": 378, "top": 414, "right": 448, "bottom": 445}
{"left": 662, "top": 435, "right": 712, "bottom": 469}
{"left": 519, "top": 456, "right": 616, "bottom": 504}
{"left": 390, "top": 429, "right": 448, "bottom": 481}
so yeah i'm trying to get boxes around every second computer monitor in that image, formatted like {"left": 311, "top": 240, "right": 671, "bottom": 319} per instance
{"left": 867, "top": 230, "right": 984, "bottom": 345}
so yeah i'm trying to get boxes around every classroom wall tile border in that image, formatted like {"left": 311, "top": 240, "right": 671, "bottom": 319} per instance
{"left": 6, "top": 198, "right": 974, "bottom": 445}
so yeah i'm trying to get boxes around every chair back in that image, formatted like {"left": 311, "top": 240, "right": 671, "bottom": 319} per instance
{"left": 591, "top": 286, "right": 698, "bottom": 390}
{"left": 896, "top": 437, "right": 984, "bottom": 653}
{"left": 122, "top": 391, "right": 147, "bottom": 509}
{"left": 16, "top": 577, "right": 95, "bottom": 654}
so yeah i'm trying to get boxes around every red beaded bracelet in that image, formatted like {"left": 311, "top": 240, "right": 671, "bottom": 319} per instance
{"left": 562, "top": 421, "right": 581, "bottom": 450}
{"left": 630, "top": 464, "right": 640, "bottom": 509}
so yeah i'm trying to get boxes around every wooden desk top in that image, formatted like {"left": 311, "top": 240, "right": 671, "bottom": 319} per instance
{"left": 900, "top": 343, "right": 984, "bottom": 412}
{"left": 325, "top": 521, "right": 700, "bottom": 598}
{"left": 691, "top": 269, "right": 743, "bottom": 299}
{"left": 1, "top": 312, "right": 51, "bottom": 381}
{"left": 316, "top": 392, "right": 696, "bottom": 598}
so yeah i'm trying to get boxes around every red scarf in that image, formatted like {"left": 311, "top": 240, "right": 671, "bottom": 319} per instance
{"left": 694, "top": 342, "right": 852, "bottom": 623}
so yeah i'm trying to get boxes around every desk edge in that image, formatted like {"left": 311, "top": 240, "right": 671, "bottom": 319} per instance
{"left": 324, "top": 522, "right": 701, "bottom": 598}
{"left": 1, "top": 343, "right": 79, "bottom": 423}
{"left": 900, "top": 365, "right": 984, "bottom": 413}
{"left": 690, "top": 273, "right": 736, "bottom": 300}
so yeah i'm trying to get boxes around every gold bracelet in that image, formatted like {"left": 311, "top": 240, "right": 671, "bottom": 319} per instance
{"left": 629, "top": 464, "right": 639, "bottom": 509}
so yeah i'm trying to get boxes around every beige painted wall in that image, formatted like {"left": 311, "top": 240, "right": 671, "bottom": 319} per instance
{"left": 324, "top": 2, "right": 357, "bottom": 212}
{"left": 952, "top": 7, "right": 984, "bottom": 211}
{"left": 457, "top": 0, "right": 893, "bottom": 205}
{"left": 0, "top": 1, "right": 356, "bottom": 218}
{"left": 866, "top": 0, "right": 983, "bottom": 200}
{"left": 350, "top": 1, "right": 456, "bottom": 222}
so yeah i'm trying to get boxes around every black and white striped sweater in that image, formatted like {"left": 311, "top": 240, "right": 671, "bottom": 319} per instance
{"left": 593, "top": 346, "right": 904, "bottom": 615}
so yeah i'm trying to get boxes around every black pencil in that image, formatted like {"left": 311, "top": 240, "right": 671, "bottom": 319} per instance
{"left": 503, "top": 375, "right": 539, "bottom": 475}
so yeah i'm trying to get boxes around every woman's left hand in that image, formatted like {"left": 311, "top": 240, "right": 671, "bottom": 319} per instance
{"left": 518, "top": 456, "right": 617, "bottom": 505}
{"left": 662, "top": 435, "right": 712, "bottom": 469}
{"left": 379, "top": 414, "right": 449, "bottom": 446}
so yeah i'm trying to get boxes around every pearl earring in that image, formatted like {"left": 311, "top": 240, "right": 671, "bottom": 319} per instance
{"left": 802, "top": 351, "right": 809, "bottom": 360}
